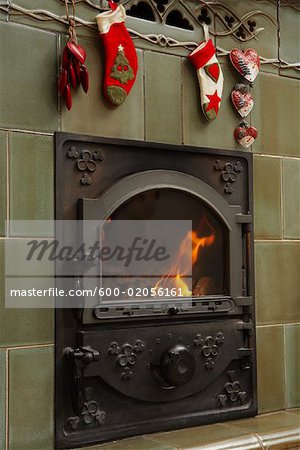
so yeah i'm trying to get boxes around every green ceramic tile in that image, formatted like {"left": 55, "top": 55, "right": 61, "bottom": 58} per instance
{"left": 286, "top": 324, "right": 300, "bottom": 408}
{"left": 0, "top": 240, "right": 54, "bottom": 348}
{"left": 261, "top": 429, "right": 300, "bottom": 449}
{"left": 252, "top": 73, "right": 300, "bottom": 157}
{"left": 8, "top": 346, "right": 54, "bottom": 450}
{"left": 287, "top": 408, "right": 300, "bottom": 416}
{"left": 61, "top": 38, "right": 144, "bottom": 140}
{"left": 9, "top": 132, "right": 54, "bottom": 237}
{"left": 145, "top": 52, "right": 182, "bottom": 144}
{"left": 255, "top": 242, "right": 300, "bottom": 324}
{"left": 215, "top": 0, "right": 278, "bottom": 75}
{"left": 279, "top": 5, "right": 300, "bottom": 80}
{"left": 146, "top": 423, "right": 250, "bottom": 449}
{"left": 183, "top": 60, "right": 243, "bottom": 150}
{"left": 222, "top": 410, "right": 300, "bottom": 449}
{"left": 227, "top": 411, "right": 300, "bottom": 433}
{"left": 283, "top": 159, "right": 300, "bottom": 239}
{"left": 0, "top": 22, "right": 58, "bottom": 132}
{"left": 0, "top": 350, "right": 7, "bottom": 450}
{"left": 254, "top": 156, "right": 282, "bottom": 239}
{"left": 0, "top": 130, "right": 7, "bottom": 237}
{"left": 256, "top": 326, "right": 285, "bottom": 413}
{"left": 79, "top": 437, "right": 176, "bottom": 450}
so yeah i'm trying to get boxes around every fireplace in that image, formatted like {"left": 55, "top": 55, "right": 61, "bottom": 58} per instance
{"left": 55, "top": 133, "right": 257, "bottom": 449}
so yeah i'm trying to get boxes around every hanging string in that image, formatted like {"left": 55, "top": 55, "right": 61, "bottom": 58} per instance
{"left": 202, "top": 23, "right": 210, "bottom": 42}
{"left": 108, "top": 1, "right": 118, "bottom": 10}
{"left": 64, "top": 0, "right": 78, "bottom": 43}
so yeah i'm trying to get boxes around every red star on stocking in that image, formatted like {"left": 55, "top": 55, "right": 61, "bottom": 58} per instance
{"left": 206, "top": 90, "right": 221, "bottom": 115}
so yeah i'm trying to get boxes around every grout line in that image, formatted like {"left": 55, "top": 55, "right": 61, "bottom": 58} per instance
{"left": 0, "top": 127, "right": 53, "bottom": 136}
{"left": 6, "top": 131, "right": 9, "bottom": 237}
{"left": 143, "top": 434, "right": 180, "bottom": 450}
{"left": 283, "top": 324, "right": 288, "bottom": 410}
{"left": 253, "top": 432, "right": 266, "bottom": 449}
{"left": 280, "top": 158, "right": 284, "bottom": 240}
{"left": 5, "top": 350, "right": 8, "bottom": 450}
{"left": 254, "top": 239, "right": 300, "bottom": 243}
{"left": 0, "top": 236, "right": 54, "bottom": 240}
{"left": 0, "top": 343, "right": 54, "bottom": 352}
{"left": 257, "top": 324, "right": 291, "bottom": 329}
{"left": 57, "top": 33, "right": 62, "bottom": 131}
{"left": 180, "top": 56, "right": 184, "bottom": 146}
{"left": 142, "top": 50, "right": 146, "bottom": 142}
{"left": 254, "top": 153, "right": 300, "bottom": 161}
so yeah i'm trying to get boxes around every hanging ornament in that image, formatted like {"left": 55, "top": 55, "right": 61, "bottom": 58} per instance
{"left": 96, "top": 1, "right": 138, "bottom": 106}
{"left": 58, "top": 0, "right": 90, "bottom": 110}
{"left": 229, "top": 49, "right": 260, "bottom": 83}
{"left": 234, "top": 121, "right": 258, "bottom": 148}
{"left": 188, "top": 32, "right": 224, "bottom": 121}
{"left": 231, "top": 83, "right": 254, "bottom": 118}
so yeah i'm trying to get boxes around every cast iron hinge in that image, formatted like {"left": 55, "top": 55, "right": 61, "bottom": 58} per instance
{"left": 64, "top": 346, "right": 106, "bottom": 431}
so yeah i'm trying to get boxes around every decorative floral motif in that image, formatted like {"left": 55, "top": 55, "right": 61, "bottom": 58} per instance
{"left": 117, "top": 344, "right": 137, "bottom": 367}
{"left": 68, "top": 146, "right": 79, "bottom": 159}
{"left": 81, "top": 401, "right": 106, "bottom": 425}
{"left": 202, "top": 336, "right": 219, "bottom": 357}
{"left": 236, "top": 26, "right": 246, "bottom": 40}
{"left": 194, "top": 332, "right": 224, "bottom": 370}
{"left": 77, "top": 151, "right": 97, "bottom": 172}
{"left": 81, "top": 172, "right": 92, "bottom": 186}
{"left": 67, "top": 146, "right": 105, "bottom": 186}
{"left": 121, "top": 366, "right": 133, "bottom": 380}
{"left": 224, "top": 182, "right": 234, "bottom": 194}
{"left": 108, "top": 339, "right": 145, "bottom": 381}
{"left": 214, "top": 160, "right": 243, "bottom": 194}
{"left": 225, "top": 15, "right": 234, "bottom": 28}
{"left": 65, "top": 400, "right": 106, "bottom": 430}
{"left": 247, "top": 20, "right": 256, "bottom": 32}
{"left": 205, "top": 357, "right": 215, "bottom": 370}
{"left": 198, "top": 7, "right": 211, "bottom": 25}
{"left": 108, "top": 342, "right": 121, "bottom": 355}
{"left": 218, "top": 370, "right": 248, "bottom": 407}
{"left": 194, "top": 333, "right": 204, "bottom": 347}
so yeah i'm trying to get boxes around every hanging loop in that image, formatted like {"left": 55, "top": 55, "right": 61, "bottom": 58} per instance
{"left": 202, "top": 23, "right": 210, "bottom": 42}
{"left": 108, "top": 1, "right": 118, "bottom": 10}
{"left": 64, "top": 0, "right": 78, "bottom": 43}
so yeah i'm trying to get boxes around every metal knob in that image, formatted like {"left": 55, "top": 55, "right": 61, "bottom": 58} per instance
{"left": 160, "top": 344, "right": 196, "bottom": 386}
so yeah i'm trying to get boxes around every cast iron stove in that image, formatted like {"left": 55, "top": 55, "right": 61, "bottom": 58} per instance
{"left": 55, "top": 133, "right": 257, "bottom": 449}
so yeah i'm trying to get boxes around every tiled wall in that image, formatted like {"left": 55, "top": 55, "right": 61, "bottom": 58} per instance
{"left": 0, "top": 1, "right": 299, "bottom": 449}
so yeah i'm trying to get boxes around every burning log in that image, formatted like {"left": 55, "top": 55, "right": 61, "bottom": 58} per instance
{"left": 193, "top": 276, "right": 214, "bottom": 296}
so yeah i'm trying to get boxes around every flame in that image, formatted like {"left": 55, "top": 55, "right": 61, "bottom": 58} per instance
{"left": 154, "top": 215, "right": 215, "bottom": 296}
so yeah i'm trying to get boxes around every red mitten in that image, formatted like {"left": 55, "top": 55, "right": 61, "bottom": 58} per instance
{"left": 96, "top": 2, "right": 138, "bottom": 106}
{"left": 189, "top": 39, "right": 223, "bottom": 120}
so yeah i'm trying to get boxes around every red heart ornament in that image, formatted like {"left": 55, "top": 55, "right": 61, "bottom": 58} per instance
{"left": 204, "top": 63, "right": 220, "bottom": 83}
{"left": 230, "top": 48, "right": 260, "bottom": 83}
{"left": 67, "top": 41, "right": 87, "bottom": 64}
{"left": 234, "top": 121, "right": 258, "bottom": 148}
{"left": 231, "top": 83, "right": 254, "bottom": 118}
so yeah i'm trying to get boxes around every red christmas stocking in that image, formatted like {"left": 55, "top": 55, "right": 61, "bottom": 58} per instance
{"left": 96, "top": 2, "right": 138, "bottom": 106}
{"left": 189, "top": 39, "right": 223, "bottom": 120}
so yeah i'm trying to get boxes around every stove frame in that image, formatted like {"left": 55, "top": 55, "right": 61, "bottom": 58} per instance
{"left": 55, "top": 132, "right": 257, "bottom": 449}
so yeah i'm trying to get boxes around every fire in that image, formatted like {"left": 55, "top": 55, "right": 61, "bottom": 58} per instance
{"left": 154, "top": 215, "right": 215, "bottom": 296}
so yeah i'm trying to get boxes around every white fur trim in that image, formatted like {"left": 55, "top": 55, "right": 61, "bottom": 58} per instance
{"left": 96, "top": 5, "right": 126, "bottom": 35}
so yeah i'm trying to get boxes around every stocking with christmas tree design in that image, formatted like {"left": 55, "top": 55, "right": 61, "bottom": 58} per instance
{"left": 96, "top": 2, "right": 138, "bottom": 106}
{"left": 188, "top": 38, "right": 223, "bottom": 120}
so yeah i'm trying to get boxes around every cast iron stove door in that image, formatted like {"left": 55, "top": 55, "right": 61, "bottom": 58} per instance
{"left": 55, "top": 133, "right": 257, "bottom": 449}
